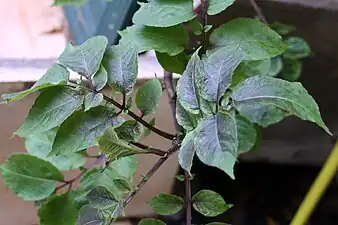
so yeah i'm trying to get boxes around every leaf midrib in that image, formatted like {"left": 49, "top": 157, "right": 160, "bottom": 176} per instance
{"left": 79, "top": 47, "right": 90, "bottom": 77}
{"left": 82, "top": 219, "right": 105, "bottom": 225}
{"left": 234, "top": 95, "right": 317, "bottom": 121}
{"left": 2, "top": 167, "right": 61, "bottom": 182}
{"left": 25, "top": 92, "right": 81, "bottom": 134}
{"left": 191, "top": 56, "right": 201, "bottom": 114}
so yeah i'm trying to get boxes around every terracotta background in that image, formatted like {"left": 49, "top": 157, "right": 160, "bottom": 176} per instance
{"left": 0, "top": 1, "right": 178, "bottom": 224}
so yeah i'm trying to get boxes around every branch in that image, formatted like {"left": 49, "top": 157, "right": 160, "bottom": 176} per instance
{"left": 249, "top": 0, "right": 268, "bottom": 24}
{"left": 130, "top": 141, "right": 166, "bottom": 157}
{"left": 184, "top": 171, "right": 192, "bottom": 225}
{"left": 163, "top": 71, "right": 191, "bottom": 225}
{"left": 122, "top": 93, "right": 126, "bottom": 109}
{"left": 107, "top": 144, "right": 179, "bottom": 224}
{"left": 123, "top": 143, "right": 180, "bottom": 206}
{"left": 55, "top": 154, "right": 105, "bottom": 191}
{"left": 67, "top": 81, "right": 176, "bottom": 140}
{"left": 86, "top": 76, "right": 96, "bottom": 92}
{"left": 105, "top": 73, "right": 181, "bottom": 223}
{"left": 201, "top": 0, "right": 210, "bottom": 53}
{"left": 102, "top": 95, "right": 175, "bottom": 140}
{"left": 163, "top": 71, "right": 180, "bottom": 131}
{"left": 56, "top": 169, "right": 87, "bottom": 191}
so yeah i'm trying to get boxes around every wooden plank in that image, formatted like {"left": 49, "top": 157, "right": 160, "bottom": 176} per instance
{"left": 0, "top": 51, "right": 179, "bottom": 83}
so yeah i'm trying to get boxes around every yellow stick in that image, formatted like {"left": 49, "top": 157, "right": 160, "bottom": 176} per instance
{"left": 290, "top": 141, "right": 338, "bottom": 225}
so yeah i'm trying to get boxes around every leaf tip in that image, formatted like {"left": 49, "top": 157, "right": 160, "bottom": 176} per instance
{"left": 46, "top": 149, "right": 57, "bottom": 158}
{"left": 0, "top": 96, "right": 8, "bottom": 104}
{"left": 229, "top": 171, "right": 235, "bottom": 180}
{"left": 323, "top": 125, "right": 333, "bottom": 136}
{"left": 9, "top": 132, "right": 16, "bottom": 139}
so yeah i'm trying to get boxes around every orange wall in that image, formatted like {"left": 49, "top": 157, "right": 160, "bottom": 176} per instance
{"left": 0, "top": 83, "right": 180, "bottom": 224}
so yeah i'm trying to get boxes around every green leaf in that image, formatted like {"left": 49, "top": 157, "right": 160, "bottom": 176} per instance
{"left": 204, "top": 24, "right": 213, "bottom": 32}
{"left": 115, "top": 120, "right": 144, "bottom": 142}
{"left": 252, "top": 124, "right": 262, "bottom": 152}
{"left": 53, "top": 0, "right": 88, "bottom": 6}
{"left": 236, "top": 115, "right": 257, "bottom": 154}
{"left": 270, "top": 21, "right": 296, "bottom": 35}
{"left": 38, "top": 192, "right": 77, "bottom": 225}
{"left": 51, "top": 106, "right": 124, "bottom": 156}
{"left": 192, "top": 190, "right": 232, "bottom": 217}
{"left": 175, "top": 175, "right": 185, "bottom": 182}
{"left": 78, "top": 156, "right": 137, "bottom": 199}
{"left": 136, "top": 78, "right": 163, "bottom": 116}
{"left": 58, "top": 36, "right": 108, "bottom": 77}
{"left": 92, "top": 65, "right": 108, "bottom": 91}
{"left": 200, "top": 98, "right": 216, "bottom": 117}
{"left": 103, "top": 43, "right": 138, "bottom": 94}
{"left": 176, "top": 101, "right": 198, "bottom": 131}
{"left": 119, "top": 24, "right": 188, "bottom": 56}
{"left": 113, "top": 178, "right": 133, "bottom": 192}
{"left": 84, "top": 93, "right": 104, "bottom": 112}
{"left": 126, "top": 96, "right": 133, "bottom": 110}
{"left": 199, "top": 45, "right": 242, "bottom": 101}
{"left": 281, "top": 59, "right": 302, "bottom": 81}
{"left": 144, "top": 118, "right": 156, "bottom": 136}
{"left": 1, "top": 154, "right": 64, "bottom": 201}
{"left": 97, "top": 128, "right": 143, "bottom": 161}
{"left": 148, "top": 193, "right": 184, "bottom": 216}
{"left": 208, "top": 0, "right": 235, "bottom": 15}
{"left": 230, "top": 70, "right": 247, "bottom": 89}
{"left": 15, "top": 87, "right": 84, "bottom": 138}
{"left": 232, "top": 76, "right": 331, "bottom": 134}
{"left": 175, "top": 174, "right": 195, "bottom": 181}
{"left": 132, "top": 0, "right": 195, "bottom": 27}
{"left": 25, "top": 128, "right": 85, "bottom": 171}
{"left": 77, "top": 205, "right": 106, "bottom": 225}
{"left": 109, "top": 201, "right": 125, "bottom": 220}
{"left": 178, "top": 131, "right": 196, "bottom": 174}
{"left": 237, "top": 59, "right": 271, "bottom": 77}
{"left": 283, "top": 37, "right": 311, "bottom": 60}
{"left": 139, "top": 218, "right": 166, "bottom": 225}
{"left": 155, "top": 51, "right": 189, "bottom": 74}
{"left": 234, "top": 103, "right": 288, "bottom": 127}
{"left": 267, "top": 57, "right": 283, "bottom": 77}
{"left": 232, "top": 56, "right": 282, "bottom": 86}
{"left": 188, "top": 18, "right": 203, "bottom": 35}
{"left": 177, "top": 48, "right": 202, "bottom": 114}
{"left": 210, "top": 18, "right": 288, "bottom": 60}
{"left": 108, "top": 155, "right": 137, "bottom": 179}
{"left": 194, "top": 112, "right": 238, "bottom": 179}
{"left": 74, "top": 196, "right": 89, "bottom": 210}
{"left": 1, "top": 64, "right": 69, "bottom": 102}
{"left": 85, "top": 186, "right": 117, "bottom": 210}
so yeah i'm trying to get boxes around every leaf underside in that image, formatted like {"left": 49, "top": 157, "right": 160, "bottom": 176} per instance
{"left": 232, "top": 76, "right": 331, "bottom": 134}
{"left": 194, "top": 112, "right": 238, "bottom": 179}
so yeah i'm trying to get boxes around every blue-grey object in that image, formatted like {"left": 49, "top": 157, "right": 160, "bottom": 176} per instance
{"left": 63, "top": 0, "right": 138, "bottom": 45}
